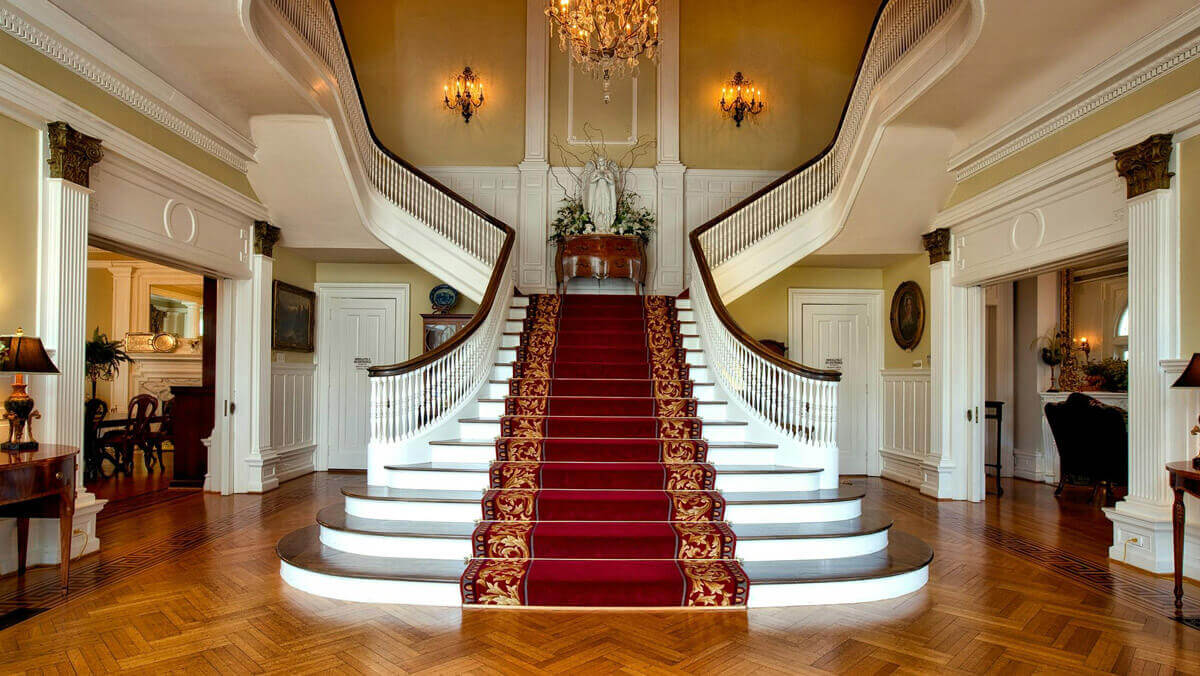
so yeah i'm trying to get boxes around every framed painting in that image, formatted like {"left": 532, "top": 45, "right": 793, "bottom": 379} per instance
{"left": 272, "top": 281, "right": 315, "bottom": 352}
{"left": 889, "top": 281, "right": 925, "bottom": 351}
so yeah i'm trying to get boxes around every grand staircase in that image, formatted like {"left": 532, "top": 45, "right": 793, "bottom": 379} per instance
{"left": 258, "top": 0, "right": 952, "bottom": 609}
{"left": 278, "top": 293, "right": 932, "bottom": 607}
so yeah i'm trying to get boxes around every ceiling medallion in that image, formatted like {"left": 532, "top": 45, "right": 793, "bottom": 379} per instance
{"left": 545, "top": 0, "right": 660, "bottom": 103}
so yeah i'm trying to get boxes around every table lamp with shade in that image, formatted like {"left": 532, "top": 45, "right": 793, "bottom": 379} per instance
{"left": 0, "top": 328, "right": 59, "bottom": 451}
{"left": 1171, "top": 352, "right": 1200, "bottom": 469}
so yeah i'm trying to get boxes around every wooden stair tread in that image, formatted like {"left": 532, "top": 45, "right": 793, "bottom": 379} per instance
{"left": 459, "top": 417, "right": 746, "bottom": 425}
{"left": 316, "top": 505, "right": 889, "bottom": 540}
{"left": 428, "top": 438, "right": 777, "bottom": 448}
{"left": 316, "top": 506, "right": 476, "bottom": 537}
{"left": 743, "top": 531, "right": 932, "bottom": 583}
{"left": 278, "top": 525, "right": 465, "bottom": 581}
{"left": 384, "top": 462, "right": 819, "bottom": 474}
{"left": 343, "top": 485, "right": 864, "bottom": 504}
{"left": 723, "top": 486, "right": 866, "bottom": 504}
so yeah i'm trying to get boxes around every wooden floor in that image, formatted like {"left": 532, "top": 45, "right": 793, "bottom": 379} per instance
{"left": 1, "top": 473, "right": 1198, "bottom": 674}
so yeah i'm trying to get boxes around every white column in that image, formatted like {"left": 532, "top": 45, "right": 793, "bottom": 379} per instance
{"left": 923, "top": 229, "right": 985, "bottom": 501}
{"left": 1106, "top": 134, "right": 1181, "bottom": 573}
{"left": 653, "top": 0, "right": 685, "bottom": 295}
{"left": 518, "top": 0, "right": 551, "bottom": 292}
{"left": 107, "top": 264, "right": 133, "bottom": 416}
{"left": 33, "top": 122, "right": 105, "bottom": 567}
{"left": 238, "top": 222, "right": 280, "bottom": 493}
{"left": 1106, "top": 135, "right": 1181, "bottom": 571}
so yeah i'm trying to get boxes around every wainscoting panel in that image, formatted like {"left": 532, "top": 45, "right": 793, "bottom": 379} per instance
{"left": 684, "top": 170, "right": 783, "bottom": 229}
{"left": 420, "top": 167, "right": 520, "bottom": 228}
{"left": 879, "top": 369, "right": 931, "bottom": 489}
{"left": 270, "top": 363, "right": 316, "bottom": 483}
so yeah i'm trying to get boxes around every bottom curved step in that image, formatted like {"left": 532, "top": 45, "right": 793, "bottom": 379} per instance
{"left": 277, "top": 525, "right": 932, "bottom": 608}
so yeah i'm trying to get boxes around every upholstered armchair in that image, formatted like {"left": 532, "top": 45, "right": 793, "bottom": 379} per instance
{"left": 1043, "top": 392, "right": 1128, "bottom": 505}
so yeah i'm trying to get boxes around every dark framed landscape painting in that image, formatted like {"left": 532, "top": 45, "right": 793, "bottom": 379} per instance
{"left": 272, "top": 280, "right": 315, "bottom": 352}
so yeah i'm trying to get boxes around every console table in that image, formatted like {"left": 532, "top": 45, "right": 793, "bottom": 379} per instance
{"left": 0, "top": 444, "right": 77, "bottom": 593}
{"left": 1168, "top": 461, "right": 1200, "bottom": 611}
{"left": 555, "top": 234, "right": 646, "bottom": 294}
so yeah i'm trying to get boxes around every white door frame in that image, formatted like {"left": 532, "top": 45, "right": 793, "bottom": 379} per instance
{"left": 984, "top": 283, "right": 1015, "bottom": 479}
{"left": 787, "top": 288, "right": 885, "bottom": 477}
{"left": 314, "top": 283, "right": 409, "bottom": 471}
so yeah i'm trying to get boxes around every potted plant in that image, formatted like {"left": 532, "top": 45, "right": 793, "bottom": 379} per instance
{"left": 85, "top": 327, "right": 131, "bottom": 401}
{"left": 1033, "top": 328, "right": 1070, "bottom": 391}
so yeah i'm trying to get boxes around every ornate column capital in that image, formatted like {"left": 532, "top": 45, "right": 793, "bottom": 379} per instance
{"left": 253, "top": 221, "right": 282, "bottom": 257}
{"left": 921, "top": 228, "right": 951, "bottom": 264}
{"left": 1113, "top": 133, "right": 1174, "bottom": 199}
{"left": 46, "top": 121, "right": 103, "bottom": 188}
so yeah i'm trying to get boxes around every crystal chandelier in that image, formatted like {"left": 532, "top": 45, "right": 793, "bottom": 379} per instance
{"left": 545, "top": 0, "right": 660, "bottom": 102}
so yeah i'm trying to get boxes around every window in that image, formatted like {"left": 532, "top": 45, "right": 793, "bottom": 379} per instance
{"left": 1114, "top": 305, "right": 1129, "bottom": 360}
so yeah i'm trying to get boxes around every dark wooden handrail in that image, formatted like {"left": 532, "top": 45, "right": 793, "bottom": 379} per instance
{"left": 687, "top": 1, "right": 897, "bottom": 384}
{"left": 313, "top": 1, "right": 516, "bottom": 378}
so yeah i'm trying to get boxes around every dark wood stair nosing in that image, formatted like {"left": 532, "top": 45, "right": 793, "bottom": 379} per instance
{"left": 744, "top": 531, "right": 933, "bottom": 584}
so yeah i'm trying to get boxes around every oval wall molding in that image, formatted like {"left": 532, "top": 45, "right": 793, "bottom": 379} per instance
{"left": 163, "top": 199, "right": 198, "bottom": 244}
{"left": 1009, "top": 209, "right": 1045, "bottom": 252}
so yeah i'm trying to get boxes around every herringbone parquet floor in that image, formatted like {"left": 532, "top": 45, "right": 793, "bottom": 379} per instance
{"left": 1, "top": 473, "right": 1197, "bottom": 674}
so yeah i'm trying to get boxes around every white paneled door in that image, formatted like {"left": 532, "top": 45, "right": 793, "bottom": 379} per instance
{"left": 325, "top": 296, "right": 400, "bottom": 469}
{"left": 801, "top": 304, "right": 871, "bottom": 475}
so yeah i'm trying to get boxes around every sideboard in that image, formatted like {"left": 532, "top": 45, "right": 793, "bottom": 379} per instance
{"left": 555, "top": 234, "right": 647, "bottom": 294}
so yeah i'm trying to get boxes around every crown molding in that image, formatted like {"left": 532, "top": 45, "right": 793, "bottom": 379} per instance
{"left": 0, "top": 62, "right": 268, "bottom": 221}
{"left": 948, "top": 5, "right": 1200, "bottom": 182}
{"left": 0, "top": 0, "right": 256, "bottom": 171}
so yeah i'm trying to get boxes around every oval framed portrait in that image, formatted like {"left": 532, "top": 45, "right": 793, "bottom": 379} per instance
{"left": 889, "top": 281, "right": 925, "bottom": 351}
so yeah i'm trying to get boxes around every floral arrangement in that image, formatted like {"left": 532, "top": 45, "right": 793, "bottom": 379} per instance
{"left": 549, "top": 192, "right": 656, "bottom": 244}
{"left": 1083, "top": 358, "right": 1128, "bottom": 392}
{"left": 548, "top": 126, "right": 657, "bottom": 244}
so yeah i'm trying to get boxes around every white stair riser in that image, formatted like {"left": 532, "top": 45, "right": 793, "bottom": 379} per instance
{"left": 459, "top": 419, "right": 743, "bottom": 441}
{"left": 320, "top": 527, "right": 472, "bottom": 560}
{"left": 281, "top": 563, "right": 463, "bottom": 606}
{"left": 281, "top": 562, "right": 931, "bottom": 608}
{"left": 474, "top": 400, "right": 727, "bottom": 419}
{"left": 677, "top": 310, "right": 694, "bottom": 322}
{"left": 512, "top": 297, "right": 530, "bottom": 307}
{"left": 384, "top": 467, "right": 815, "bottom": 492}
{"left": 736, "top": 531, "right": 888, "bottom": 561}
{"left": 746, "top": 567, "right": 930, "bottom": 607}
{"left": 508, "top": 308, "right": 527, "bottom": 320}
{"left": 346, "top": 495, "right": 480, "bottom": 522}
{"left": 682, "top": 336, "right": 700, "bottom": 350}
{"left": 388, "top": 469, "right": 488, "bottom": 491}
{"left": 707, "top": 448, "right": 777, "bottom": 465}
{"left": 726, "top": 499, "right": 861, "bottom": 524}
{"left": 428, "top": 444, "right": 777, "bottom": 466}
{"left": 715, "top": 472, "right": 819, "bottom": 492}
{"left": 685, "top": 350, "right": 706, "bottom": 367}
{"left": 347, "top": 494, "right": 861, "bottom": 525}
{"left": 431, "top": 444, "right": 495, "bottom": 464}
{"left": 501, "top": 334, "right": 520, "bottom": 348}
{"left": 491, "top": 364, "right": 513, "bottom": 380}
{"left": 505, "top": 320, "right": 523, "bottom": 332}
{"left": 481, "top": 381, "right": 719, "bottom": 399}
{"left": 675, "top": 299, "right": 691, "bottom": 310}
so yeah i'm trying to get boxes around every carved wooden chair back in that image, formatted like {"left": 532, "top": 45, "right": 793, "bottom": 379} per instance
{"left": 127, "top": 394, "right": 158, "bottom": 438}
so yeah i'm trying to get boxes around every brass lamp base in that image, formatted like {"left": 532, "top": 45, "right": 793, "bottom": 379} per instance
{"left": 3, "top": 377, "right": 41, "bottom": 451}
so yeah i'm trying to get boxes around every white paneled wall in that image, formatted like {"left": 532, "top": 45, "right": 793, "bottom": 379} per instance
{"left": 421, "top": 166, "right": 783, "bottom": 292}
{"left": 684, "top": 170, "right": 783, "bottom": 229}
{"left": 271, "top": 362, "right": 317, "bottom": 483}
{"left": 879, "top": 369, "right": 931, "bottom": 489}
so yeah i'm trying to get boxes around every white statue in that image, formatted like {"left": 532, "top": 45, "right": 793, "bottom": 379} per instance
{"left": 582, "top": 158, "right": 619, "bottom": 231}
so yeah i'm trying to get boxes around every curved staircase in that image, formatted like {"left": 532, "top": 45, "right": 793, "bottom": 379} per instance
{"left": 278, "top": 292, "right": 932, "bottom": 607}
{"left": 258, "top": 0, "right": 951, "bottom": 609}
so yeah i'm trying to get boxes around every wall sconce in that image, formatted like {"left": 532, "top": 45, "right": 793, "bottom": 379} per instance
{"left": 719, "top": 72, "right": 764, "bottom": 127}
{"left": 444, "top": 66, "right": 484, "bottom": 124}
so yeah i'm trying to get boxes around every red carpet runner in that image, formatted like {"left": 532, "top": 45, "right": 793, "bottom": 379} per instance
{"left": 460, "top": 294, "right": 750, "bottom": 607}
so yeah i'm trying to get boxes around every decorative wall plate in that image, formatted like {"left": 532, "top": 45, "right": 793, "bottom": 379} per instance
{"left": 151, "top": 332, "right": 179, "bottom": 352}
{"left": 430, "top": 284, "right": 460, "bottom": 314}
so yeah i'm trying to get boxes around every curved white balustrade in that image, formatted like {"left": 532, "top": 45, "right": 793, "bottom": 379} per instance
{"left": 696, "top": 0, "right": 957, "bottom": 270}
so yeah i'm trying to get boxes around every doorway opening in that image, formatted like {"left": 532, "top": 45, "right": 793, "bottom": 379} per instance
{"left": 83, "top": 245, "right": 214, "bottom": 509}
{"left": 981, "top": 251, "right": 1129, "bottom": 513}
{"left": 787, "top": 288, "right": 884, "bottom": 476}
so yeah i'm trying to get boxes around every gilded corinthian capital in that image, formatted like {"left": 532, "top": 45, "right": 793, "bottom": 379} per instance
{"left": 46, "top": 121, "right": 103, "bottom": 188}
{"left": 1113, "top": 134, "right": 1174, "bottom": 199}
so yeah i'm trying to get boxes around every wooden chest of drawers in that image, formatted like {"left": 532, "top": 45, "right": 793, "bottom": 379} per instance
{"left": 555, "top": 234, "right": 647, "bottom": 294}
